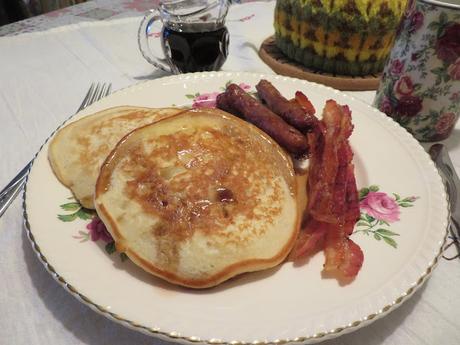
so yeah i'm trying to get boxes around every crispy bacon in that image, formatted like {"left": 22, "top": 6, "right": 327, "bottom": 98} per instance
{"left": 345, "top": 164, "right": 360, "bottom": 226}
{"left": 292, "top": 99, "right": 363, "bottom": 280}
{"left": 307, "top": 100, "right": 354, "bottom": 224}
{"left": 290, "top": 217, "right": 327, "bottom": 259}
{"left": 294, "top": 91, "right": 316, "bottom": 116}
{"left": 323, "top": 225, "right": 363, "bottom": 278}
{"left": 339, "top": 238, "right": 364, "bottom": 277}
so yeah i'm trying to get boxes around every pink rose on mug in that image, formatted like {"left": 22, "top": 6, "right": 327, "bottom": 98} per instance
{"left": 360, "top": 192, "right": 401, "bottom": 223}
{"left": 408, "top": 11, "right": 424, "bottom": 33}
{"left": 394, "top": 75, "right": 414, "bottom": 97}
{"left": 448, "top": 58, "right": 460, "bottom": 80}
{"left": 436, "top": 112, "right": 457, "bottom": 137}
{"left": 379, "top": 96, "right": 393, "bottom": 115}
{"left": 395, "top": 95, "right": 423, "bottom": 117}
{"left": 435, "top": 23, "right": 460, "bottom": 64}
{"left": 389, "top": 59, "right": 404, "bottom": 76}
{"left": 451, "top": 92, "right": 460, "bottom": 102}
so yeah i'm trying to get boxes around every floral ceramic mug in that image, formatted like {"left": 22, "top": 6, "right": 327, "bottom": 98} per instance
{"left": 374, "top": 0, "right": 460, "bottom": 142}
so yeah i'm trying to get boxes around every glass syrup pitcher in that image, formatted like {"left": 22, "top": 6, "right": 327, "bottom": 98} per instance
{"left": 138, "top": 0, "right": 230, "bottom": 74}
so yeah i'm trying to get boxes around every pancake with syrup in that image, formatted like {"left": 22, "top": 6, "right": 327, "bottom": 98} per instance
{"left": 95, "top": 108, "right": 300, "bottom": 288}
{"left": 48, "top": 106, "right": 186, "bottom": 209}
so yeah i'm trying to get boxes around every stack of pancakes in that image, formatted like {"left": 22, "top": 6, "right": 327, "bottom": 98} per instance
{"left": 49, "top": 106, "right": 301, "bottom": 288}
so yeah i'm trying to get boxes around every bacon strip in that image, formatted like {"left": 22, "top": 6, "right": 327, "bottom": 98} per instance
{"left": 290, "top": 217, "right": 327, "bottom": 259}
{"left": 323, "top": 225, "right": 363, "bottom": 277}
{"left": 294, "top": 91, "right": 316, "bottom": 116}
{"left": 292, "top": 100, "right": 363, "bottom": 279}
{"left": 306, "top": 100, "right": 354, "bottom": 224}
{"left": 344, "top": 164, "right": 360, "bottom": 226}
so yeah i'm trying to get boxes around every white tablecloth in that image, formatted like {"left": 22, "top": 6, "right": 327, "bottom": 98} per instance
{"left": 1, "top": 1, "right": 459, "bottom": 345}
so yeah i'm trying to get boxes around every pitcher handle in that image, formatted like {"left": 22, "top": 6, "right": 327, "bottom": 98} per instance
{"left": 138, "top": 9, "right": 172, "bottom": 73}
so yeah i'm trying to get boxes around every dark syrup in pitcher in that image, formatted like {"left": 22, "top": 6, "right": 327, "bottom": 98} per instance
{"left": 162, "top": 24, "right": 229, "bottom": 73}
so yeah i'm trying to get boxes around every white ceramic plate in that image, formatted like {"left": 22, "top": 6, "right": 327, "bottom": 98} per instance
{"left": 24, "top": 72, "right": 448, "bottom": 344}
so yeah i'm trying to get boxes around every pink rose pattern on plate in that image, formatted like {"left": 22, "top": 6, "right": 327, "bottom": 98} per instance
{"left": 360, "top": 192, "right": 401, "bottom": 223}
{"left": 353, "top": 186, "right": 418, "bottom": 248}
{"left": 187, "top": 81, "right": 251, "bottom": 108}
{"left": 374, "top": 2, "right": 460, "bottom": 141}
{"left": 86, "top": 216, "right": 113, "bottom": 243}
{"left": 60, "top": 198, "right": 127, "bottom": 260}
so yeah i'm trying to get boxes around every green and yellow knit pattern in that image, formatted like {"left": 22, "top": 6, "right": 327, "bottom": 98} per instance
{"left": 274, "top": 0, "right": 407, "bottom": 76}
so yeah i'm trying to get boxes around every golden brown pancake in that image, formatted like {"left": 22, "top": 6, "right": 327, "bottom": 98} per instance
{"left": 48, "top": 106, "right": 185, "bottom": 208}
{"left": 95, "top": 108, "right": 300, "bottom": 288}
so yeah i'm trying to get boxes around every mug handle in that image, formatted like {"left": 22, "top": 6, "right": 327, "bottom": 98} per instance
{"left": 137, "top": 9, "right": 172, "bottom": 73}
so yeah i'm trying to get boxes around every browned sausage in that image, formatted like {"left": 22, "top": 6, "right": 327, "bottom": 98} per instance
{"left": 222, "top": 84, "right": 309, "bottom": 155}
{"left": 216, "top": 92, "right": 240, "bottom": 116}
{"left": 256, "top": 79, "right": 317, "bottom": 131}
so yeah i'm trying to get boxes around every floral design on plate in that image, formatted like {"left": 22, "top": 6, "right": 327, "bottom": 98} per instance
{"left": 353, "top": 185, "right": 418, "bottom": 248}
{"left": 59, "top": 199, "right": 127, "bottom": 261}
{"left": 57, "top": 198, "right": 94, "bottom": 222}
{"left": 186, "top": 81, "right": 251, "bottom": 108}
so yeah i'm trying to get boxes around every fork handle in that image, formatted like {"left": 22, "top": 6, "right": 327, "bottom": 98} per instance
{"left": 0, "top": 161, "right": 31, "bottom": 217}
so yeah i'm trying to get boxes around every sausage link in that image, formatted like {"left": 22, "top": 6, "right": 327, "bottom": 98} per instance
{"left": 216, "top": 92, "right": 240, "bottom": 116}
{"left": 256, "top": 79, "right": 317, "bottom": 131}
{"left": 223, "top": 84, "right": 309, "bottom": 155}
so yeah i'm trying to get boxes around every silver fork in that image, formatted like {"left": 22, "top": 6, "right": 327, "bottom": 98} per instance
{"left": 0, "top": 82, "right": 112, "bottom": 218}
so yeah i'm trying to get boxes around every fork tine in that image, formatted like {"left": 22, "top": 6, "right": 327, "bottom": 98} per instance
{"left": 96, "top": 82, "right": 104, "bottom": 102}
{"left": 96, "top": 82, "right": 108, "bottom": 102}
{"left": 77, "top": 82, "right": 96, "bottom": 112}
{"left": 99, "top": 83, "right": 108, "bottom": 100}
{"left": 78, "top": 82, "right": 112, "bottom": 112}
{"left": 103, "top": 83, "right": 112, "bottom": 98}
{"left": 96, "top": 83, "right": 105, "bottom": 102}
{"left": 89, "top": 82, "right": 102, "bottom": 105}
